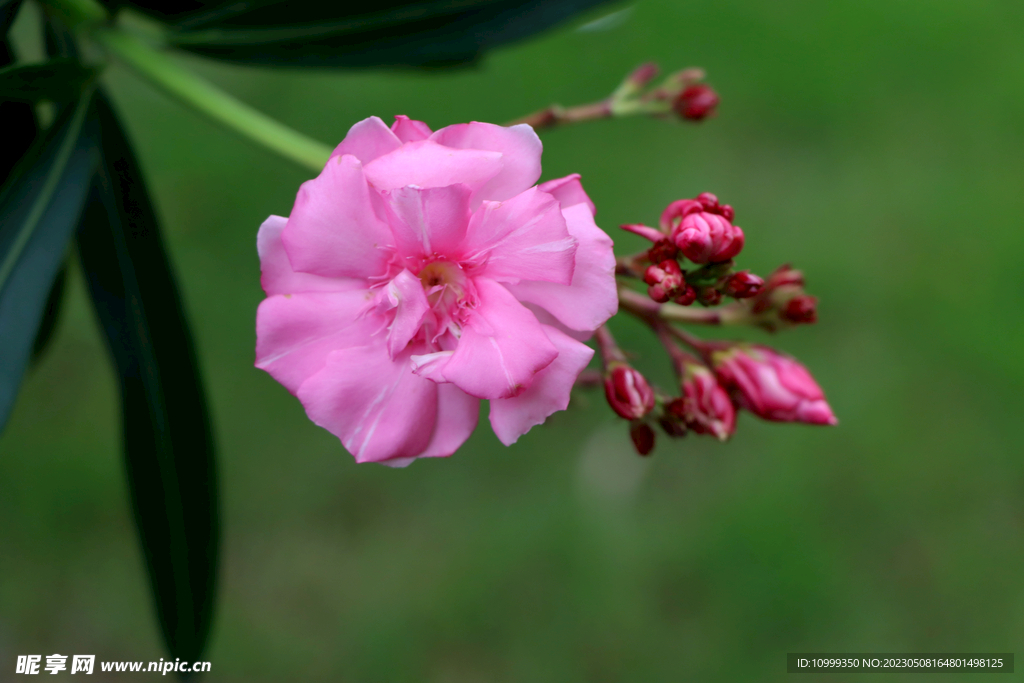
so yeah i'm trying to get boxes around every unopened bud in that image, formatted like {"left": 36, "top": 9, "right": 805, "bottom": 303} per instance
{"left": 712, "top": 345, "right": 837, "bottom": 425}
{"left": 658, "top": 411, "right": 689, "bottom": 437}
{"left": 678, "top": 364, "right": 736, "bottom": 441}
{"left": 647, "top": 239, "right": 678, "bottom": 264}
{"left": 723, "top": 270, "right": 764, "bottom": 298}
{"left": 644, "top": 260, "right": 685, "bottom": 302}
{"left": 698, "top": 286, "right": 722, "bottom": 306}
{"left": 668, "top": 197, "right": 745, "bottom": 264}
{"left": 604, "top": 363, "right": 656, "bottom": 420}
{"left": 674, "top": 286, "right": 697, "bottom": 306}
{"left": 630, "top": 421, "right": 656, "bottom": 456}
{"left": 674, "top": 84, "right": 720, "bottom": 121}
{"left": 764, "top": 264, "right": 804, "bottom": 291}
{"left": 781, "top": 294, "right": 818, "bottom": 324}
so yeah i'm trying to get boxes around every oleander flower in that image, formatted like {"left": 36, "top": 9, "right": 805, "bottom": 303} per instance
{"left": 255, "top": 115, "right": 618, "bottom": 465}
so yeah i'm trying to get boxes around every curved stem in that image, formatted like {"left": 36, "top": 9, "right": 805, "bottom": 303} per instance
{"left": 618, "top": 287, "right": 752, "bottom": 326}
{"left": 91, "top": 28, "right": 332, "bottom": 173}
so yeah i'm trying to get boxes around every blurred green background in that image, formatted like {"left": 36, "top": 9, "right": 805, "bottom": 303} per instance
{"left": 3, "top": 0, "right": 1024, "bottom": 680}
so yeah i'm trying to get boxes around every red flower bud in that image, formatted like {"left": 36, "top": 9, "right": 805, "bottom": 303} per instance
{"left": 723, "top": 270, "right": 764, "bottom": 298}
{"left": 764, "top": 264, "right": 805, "bottom": 291}
{"left": 647, "top": 239, "right": 678, "bottom": 264}
{"left": 630, "top": 422, "right": 656, "bottom": 456}
{"left": 698, "top": 286, "right": 723, "bottom": 306}
{"left": 671, "top": 209, "right": 744, "bottom": 264}
{"left": 674, "top": 286, "right": 697, "bottom": 306}
{"left": 712, "top": 345, "right": 837, "bottom": 425}
{"left": 604, "top": 364, "right": 656, "bottom": 420}
{"left": 781, "top": 295, "right": 818, "bottom": 324}
{"left": 674, "top": 84, "right": 720, "bottom": 121}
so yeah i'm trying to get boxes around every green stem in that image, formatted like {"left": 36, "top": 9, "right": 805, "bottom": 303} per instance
{"left": 91, "top": 28, "right": 332, "bottom": 173}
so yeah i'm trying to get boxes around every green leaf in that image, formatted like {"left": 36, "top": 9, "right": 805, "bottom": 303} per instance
{"left": 0, "top": 58, "right": 99, "bottom": 103}
{"left": 111, "top": 0, "right": 616, "bottom": 68}
{"left": 0, "top": 92, "right": 96, "bottom": 432}
{"left": 76, "top": 91, "right": 218, "bottom": 664}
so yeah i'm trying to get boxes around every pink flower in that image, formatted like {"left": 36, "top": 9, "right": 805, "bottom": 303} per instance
{"left": 255, "top": 116, "right": 617, "bottom": 465}
{"left": 711, "top": 345, "right": 837, "bottom": 425}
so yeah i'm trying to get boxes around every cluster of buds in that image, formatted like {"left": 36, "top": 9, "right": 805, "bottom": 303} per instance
{"left": 610, "top": 64, "right": 720, "bottom": 124}
{"left": 590, "top": 193, "right": 836, "bottom": 456}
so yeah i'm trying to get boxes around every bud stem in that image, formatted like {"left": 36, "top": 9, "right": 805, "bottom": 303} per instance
{"left": 594, "top": 325, "right": 627, "bottom": 368}
{"left": 90, "top": 28, "right": 333, "bottom": 173}
{"left": 617, "top": 287, "right": 752, "bottom": 325}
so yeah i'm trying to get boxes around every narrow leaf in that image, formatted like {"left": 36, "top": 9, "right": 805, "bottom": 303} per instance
{"left": 76, "top": 91, "right": 218, "bottom": 663}
{"left": 0, "top": 58, "right": 99, "bottom": 102}
{"left": 0, "top": 92, "right": 96, "bottom": 431}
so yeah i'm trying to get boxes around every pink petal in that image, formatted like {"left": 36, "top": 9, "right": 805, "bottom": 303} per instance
{"left": 283, "top": 154, "right": 394, "bottom": 279}
{"left": 257, "top": 215, "right": 365, "bottom": 295}
{"left": 538, "top": 173, "right": 596, "bottom": 215}
{"left": 431, "top": 122, "right": 542, "bottom": 205}
{"left": 488, "top": 325, "right": 594, "bottom": 445}
{"left": 363, "top": 140, "right": 503, "bottom": 193}
{"left": 391, "top": 115, "right": 432, "bottom": 143}
{"left": 462, "top": 186, "right": 577, "bottom": 285}
{"left": 505, "top": 203, "right": 617, "bottom": 334}
{"left": 419, "top": 383, "right": 480, "bottom": 458}
{"left": 297, "top": 346, "right": 438, "bottom": 463}
{"left": 380, "top": 269, "right": 431, "bottom": 358}
{"left": 330, "top": 116, "right": 402, "bottom": 165}
{"left": 409, "top": 351, "right": 453, "bottom": 382}
{"left": 255, "top": 290, "right": 377, "bottom": 394}
{"left": 442, "top": 278, "right": 557, "bottom": 399}
{"left": 384, "top": 184, "right": 472, "bottom": 258}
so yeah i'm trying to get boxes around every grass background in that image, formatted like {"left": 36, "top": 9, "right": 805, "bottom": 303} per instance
{"left": 3, "top": 0, "right": 1024, "bottom": 680}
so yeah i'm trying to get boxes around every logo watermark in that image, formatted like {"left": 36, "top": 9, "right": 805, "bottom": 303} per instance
{"left": 16, "top": 655, "right": 211, "bottom": 675}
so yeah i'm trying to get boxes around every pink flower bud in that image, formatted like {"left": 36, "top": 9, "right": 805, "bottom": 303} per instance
{"left": 644, "top": 260, "right": 685, "bottom": 302}
{"left": 764, "top": 264, "right": 805, "bottom": 291}
{"left": 781, "top": 295, "right": 818, "bottom": 324}
{"left": 671, "top": 364, "right": 736, "bottom": 441}
{"left": 712, "top": 346, "right": 837, "bottom": 425}
{"left": 674, "top": 84, "right": 720, "bottom": 121}
{"left": 604, "top": 363, "right": 656, "bottom": 420}
{"left": 630, "top": 422, "right": 656, "bottom": 456}
{"left": 626, "top": 62, "right": 660, "bottom": 89}
{"left": 671, "top": 209, "right": 745, "bottom": 264}
{"left": 723, "top": 270, "right": 764, "bottom": 298}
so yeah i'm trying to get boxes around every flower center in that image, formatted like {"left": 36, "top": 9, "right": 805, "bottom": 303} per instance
{"left": 418, "top": 260, "right": 466, "bottom": 290}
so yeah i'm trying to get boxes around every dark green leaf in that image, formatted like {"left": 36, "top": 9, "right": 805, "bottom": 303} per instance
{"left": 76, "top": 92, "right": 218, "bottom": 664}
{"left": 30, "top": 258, "right": 68, "bottom": 363}
{"left": 108, "top": 0, "right": 616, "bottom": 68}
{"left": 0, "top": 92, "right": 96, "bottom": 432}
{"left": 0, "top": 58, "right": 99, "bottom": 103}
{"left": 1, "top": 36, "right": 38, "bottom": 187}
{"left": 1, "top": 1, "right": 23, "bottom": 39}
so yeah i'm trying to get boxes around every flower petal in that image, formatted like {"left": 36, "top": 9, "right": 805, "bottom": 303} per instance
{"left": 258, "top": 215, "right": 364, "bottom": 295}
{"left": 419, "top": 383, "right": 480, "bottom": 458}
{"left": 330, "top": 116, "right": 402, "bottom": 165}
{"left": 379, "top": 269, "right": 431, "bottom": 358}
{"left": 255, "top": 290, "right": 377, "bottom": 394}
{"left": 283, "top": 154, "right": 394, "bottom": 279}
{"left": 297, "top": 346, "right": 438, "bottom": 463}
{"left": 431, "top": 122, "right": 542, "bottom": 205}
{"left": 505, "top": 203, "right": 617, "bottom": 334}
{"left": 538, "top": 173, "right": 595, "bottom": 215}
{"left": 462, "top": 186, "right": 577, "bottom": 285}
{"left": 384, "top": 184, "right": 472, "bottom": 258}
{"left": 488, "top": 324, "right": 594, "bottom": 445}
{"left": 443, "top": 278, "right": 557, "bottom": 399}
{"left": 391, "top": 115, "right": 432, "bottom": 143}
{"left": 363, "top": 140, "right": 503, "bottom": 193}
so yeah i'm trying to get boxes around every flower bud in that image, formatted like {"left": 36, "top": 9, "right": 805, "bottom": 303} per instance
{"left": 698, "top": 286, "right": 722, "bottom": 306}
{"left": 644, "top": 259, "right": 685, "bottom": 303}
{"left": 658, "top": 411, "right": 688, "bottom": 437}
{"left": 712, "top": 345, "right": 837, "bottom": 425}
{"left": 671, "top": 364, "right": 736, "bottom": 441}
{"left": 674, "top": 84, "right": 720, "bottom": 121}
{"left": 723, "top": 270, "right": 764, "bottom": 298}
{"left": 674, "top": 286, "right": 697, "bottom": 306}
{"left": 630, "top": 421, "right": 656, "bottom": 456}
{"left": 604, "top": 363, "right": 656, "bottom": 420}
{"left": 671, "top": 208, "right": 744, "bottom": 264}
{"left": 781, "top": 294, "right": 818, "bottom": 324}
{"left": 647, "top": 239, "right": 678, "bottom": 264}
{"left": 764, "top": 264, "right": 804, "bottom": 291}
